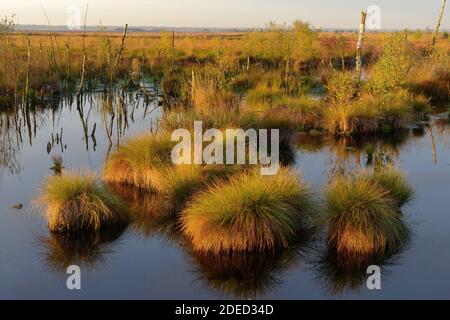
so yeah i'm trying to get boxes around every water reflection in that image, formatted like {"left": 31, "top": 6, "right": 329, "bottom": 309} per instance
{"left": 0, "top": 83, "right": 162, "bottom": 177}
{"left": 2, "top": 82, "right": 448, "bottom": 298}
{"left": 103, "top": 182, "right": 317, "bottom": 299}
{"left": 311, "top": 225, "right": 411, "bottom": 296}
{"left": 187, "top": 230, "right": 315, "bottom": 299}
{"left": 107, "top": 183, "right": 179, "bottom": 241}
{"left": 188, "top": 250, "right": 301, "bottom": 299}
{"left": 0, "top": 110, "right": 23, "bottom": 175}
{"left": 39, "top": 224, "right": 128, "bottom": 272}
{"left": 295, "top": 130, "right": 416, "bottom": 177}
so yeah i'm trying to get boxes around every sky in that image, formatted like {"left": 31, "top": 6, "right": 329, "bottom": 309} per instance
{"left": 0, "top": 0, "right": 449, "bottom": 30}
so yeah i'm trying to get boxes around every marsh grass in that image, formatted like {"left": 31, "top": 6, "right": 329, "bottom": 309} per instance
{"left": 162, "top": 107, "right": 259, "bottom": 133}
{"left": 35, "top": 171, "right": 128, "bottom": 232}
{"left": 324, "top": 171, "right": 411, "bottom": 256}
{"left": 191, "top": 75, "right": 240, "bottom": 114}
{"left": 324, "top": 101, "right": 380, "bottom": 135}
{"left": 323, "top": 89, "right": 423, "bottom": 135}
{"left": 369, "top": 167, "right": 414, "bottom": 207}
{"left": 154, "top": 164, "right": 206, "bottom": 207}
{"left": 181, "top": 167, "right": 313, "bottom": 253}
{"left": 261, "top": 96, "right": 323, "bottom": 131}
{"left": 103, "top": 133, "right": 175, "bottom": 190}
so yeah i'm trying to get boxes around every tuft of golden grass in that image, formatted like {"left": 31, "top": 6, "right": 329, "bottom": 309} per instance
{"left": 181, "top": 167, "right": 312, "bottom": 253}
{"left": 369, "top": 166, "right": 414, "bottom": 207}
{"left": 103, "top": 133, "right": 175, "bottom": 190}
{"left": 35, "top": 170, "right": 128, "bottom": 232}
{"left": 192, "top": 76, "right": 239, "bottom": 114}
{"left": 324, "top": 172, "right": 410, "bottom": 256}
{"left": 154, "top": 164, "right": 206, "bottom": 207}
{"left": 324, "top": 101, "right": 380, "bottom": 135}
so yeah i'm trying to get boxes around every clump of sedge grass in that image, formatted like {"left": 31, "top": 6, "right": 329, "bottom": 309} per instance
{"left": 192, "top": 77, "right": 239, "bottom": 114}
{"left": 154, "top": 165, "right": 206, "bottom": 207}
{"left": 181, "top": 167, "right": 312, "bottom": 253}
{"left": 369, "top": 166, "right": 414, "bottom": 207}
{"left": 36, "top": 171, "right": 128, "bottom": 232}
{"left": 324, "top": 101, "right": 380, "bottom": 135}
{"left": 324, "top": 172, "right": 410, "bottom": 256}
{"left": 103, "top": 133, "right": 175, "bottom": 190}
{"left": 262, "top": 95, "right": 323, "bottom": 131}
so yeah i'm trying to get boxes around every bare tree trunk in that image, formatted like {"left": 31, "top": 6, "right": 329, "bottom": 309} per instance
{"left": 433, "top": 0, "right": 447, "bottom": 48}
{"left": 355, "top": 11, "right": 367, "bottom": 83}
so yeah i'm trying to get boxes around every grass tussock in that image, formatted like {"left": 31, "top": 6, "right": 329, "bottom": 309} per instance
{"left": 103, "top": 133, "right": 175, "bottom": 190}
{"left": 324, "top": 101, "right": 380, "bottom": 135}
{"left": 36, "top": 171, "right": 128, "bottom": 232}
{"left": 324, "top": 169, "right": 412, "bottom": 256}
{"left": 323, "top": 90, "right": 423, "bottom": 135}
{"left": 163, "top": 107, "right": 259, "bottom": 133}
{"left": 192, "top": 77, "right": 240, "bottom": 114}
{"left": 368, "top": 167, "right": 414, "bottom": 207}
{"left": 181, "top": 167, "right": 312, "bottom": 253}
{"left": 154, "top": 165, "right": 206, "bottom": 206}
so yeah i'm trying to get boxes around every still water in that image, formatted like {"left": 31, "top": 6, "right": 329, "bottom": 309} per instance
{"left": 1, "top": 87, "right": 449, "bottom": 299}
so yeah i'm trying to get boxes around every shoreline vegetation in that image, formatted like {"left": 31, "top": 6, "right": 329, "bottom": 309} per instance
{"left": 0, "top": 14, "right": 448, "bottom": 137}
{"left": 19, "top": 4, "right": 447, "bottom": 291}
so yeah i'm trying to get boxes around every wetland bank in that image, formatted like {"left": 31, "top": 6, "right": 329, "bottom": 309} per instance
{"left": 1, "top": 3, "right": 450, "bottom": 299}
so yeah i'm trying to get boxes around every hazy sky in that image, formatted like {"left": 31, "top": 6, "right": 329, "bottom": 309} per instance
{"left": 0, "top": 0, "right": 448, "bottom": 30}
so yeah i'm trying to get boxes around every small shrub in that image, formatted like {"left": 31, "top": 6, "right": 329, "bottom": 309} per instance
{"left": 369, "top": 34, "right": 415, "bottom": 95}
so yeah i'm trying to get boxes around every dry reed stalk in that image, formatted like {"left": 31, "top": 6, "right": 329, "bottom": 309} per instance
{"left": 433, "top": 0, "right": 447, "bottom": 48}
